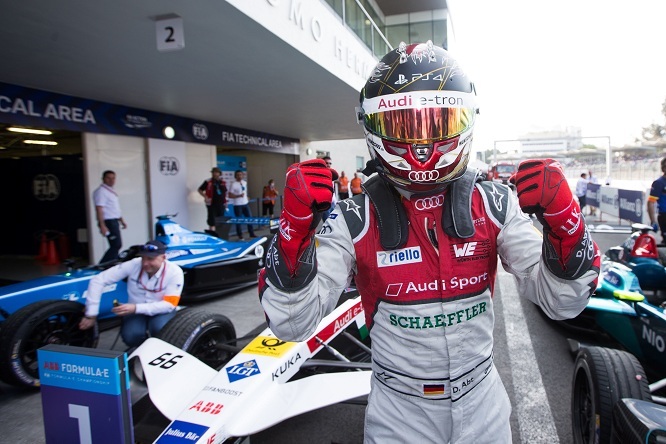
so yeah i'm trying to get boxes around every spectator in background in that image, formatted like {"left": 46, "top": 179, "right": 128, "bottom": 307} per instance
{"left": 262, "top": 179, "right": 279, "bottom": 218}
{"left": 198, "top": 167, "right": 227, "bottom": 232}
{"left": 647, "top": 157, "right": 666, "bottom": 246}
{"left": 575, "top": 172, "right": 588, "bottom": 215}
{"left": 228, "top": 170, "right": 256, "bottom": 239}
{"left": 337, "top": 171, "right": 350, "bottom": 200}
{"left": 93, "top": 170, "right": 127, "bottom": 263}
{"left": 587, "top": 170, "right": 599, "bottom": 216}
{"left": 350, "top": 172, "right": 363, "bottom": 196}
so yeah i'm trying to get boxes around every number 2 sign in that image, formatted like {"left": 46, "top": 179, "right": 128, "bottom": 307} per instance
{"left": 156, "top": 15, "right": 185, "bottom": 52}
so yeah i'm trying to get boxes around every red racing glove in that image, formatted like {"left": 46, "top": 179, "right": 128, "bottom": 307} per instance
{"left": 511, "top": 159, "right": 597, "bottom": 279}
{"left": 274, "top": 159, "right": 337, "bottom": 277}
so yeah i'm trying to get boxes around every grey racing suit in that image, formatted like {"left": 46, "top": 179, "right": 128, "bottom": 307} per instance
{"left": 260, "top": 175, "right": 598, "bottom": 443}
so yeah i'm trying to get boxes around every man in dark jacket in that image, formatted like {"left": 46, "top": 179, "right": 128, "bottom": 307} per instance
{"left": 198, "top": 167, "right": 227, "bottom": 231}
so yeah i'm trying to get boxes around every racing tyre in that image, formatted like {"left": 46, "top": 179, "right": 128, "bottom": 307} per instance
{"left": 571, "top": 346, "right": 651, "bottom": 444}
{"left": 0, "top": 300, "right": 98, "bottom": 388}
{"left": 157, "top": 309, "right": 236, "bottom": 370}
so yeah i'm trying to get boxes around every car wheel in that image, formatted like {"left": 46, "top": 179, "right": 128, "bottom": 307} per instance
{"left": 571, "top": 346, "right": 651, "bottom": 444}
{"left": 0, "top": 300, "right": 98, "bottom": 388}
{"left": 157, "top": 309, "right": 236, "bottom": 370}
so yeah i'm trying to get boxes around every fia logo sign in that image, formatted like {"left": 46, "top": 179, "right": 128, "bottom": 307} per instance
{"left": 159, "top": 156, "right": 180, "bottom": 175}
{"left": 192, "top": 123, "right": 209, "bottom": 140}
{"left": 33, "top": 174, "right": 60, "bottom": 201}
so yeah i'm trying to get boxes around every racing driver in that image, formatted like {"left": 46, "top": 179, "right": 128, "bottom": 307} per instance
{"left": 259, "top": 41, "right": 600, "bottom": 443}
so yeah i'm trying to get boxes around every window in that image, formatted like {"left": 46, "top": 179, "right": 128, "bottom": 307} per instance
{"left": 356, "top": 156, "right": 365, "bottom": 172}
{"left": 386, "top": 18, "right": 447, "bottom": 50}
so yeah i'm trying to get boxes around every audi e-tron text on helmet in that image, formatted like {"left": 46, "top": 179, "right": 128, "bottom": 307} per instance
{"left": 357, "top": 41, "right": 478, "bottom": 194}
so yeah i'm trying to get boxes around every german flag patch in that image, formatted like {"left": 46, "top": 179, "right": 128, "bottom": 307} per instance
{"left": 423, "top": 384, "right": 445, "bottom": 396}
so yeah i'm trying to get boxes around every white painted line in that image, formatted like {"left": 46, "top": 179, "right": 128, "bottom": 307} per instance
{"left": 498, "top": 270, "right": 559, "bottom": 443}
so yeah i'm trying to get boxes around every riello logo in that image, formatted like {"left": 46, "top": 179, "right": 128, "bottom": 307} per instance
{"left": 376, "top": 246, "right": 422, "bottom": 268}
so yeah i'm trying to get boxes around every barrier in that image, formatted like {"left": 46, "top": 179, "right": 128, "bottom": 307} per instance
{"left": 585, "top": 183, "right": 649, "bottom": 226}
{"left": 38, "top": 344, "right": 134, "bottom": 444}
{"left": 215, "top": 214, "right": 279, "bottom": 239}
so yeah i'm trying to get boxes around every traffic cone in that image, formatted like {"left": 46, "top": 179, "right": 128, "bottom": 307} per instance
{"left": 36, "top": 234, "right": 48, "bottom": 261}
{"left": 57, "top": 233, "right": 71, "bottom": 260}
{"left": 44, "top": 239, "right": 60, "bottom": 265}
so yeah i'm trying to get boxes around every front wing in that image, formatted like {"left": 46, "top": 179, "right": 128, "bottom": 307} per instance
{"left": 129, "top": 296, "right": 370, "bottom": 443}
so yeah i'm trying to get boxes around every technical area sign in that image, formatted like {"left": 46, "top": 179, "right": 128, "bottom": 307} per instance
{"left": 0, "top": 82, "right": 299, "bottom": 154}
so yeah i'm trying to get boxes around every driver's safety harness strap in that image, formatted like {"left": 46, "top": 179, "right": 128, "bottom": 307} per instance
{"left": 351, "top": 168, "right": 486, "bottom": 250}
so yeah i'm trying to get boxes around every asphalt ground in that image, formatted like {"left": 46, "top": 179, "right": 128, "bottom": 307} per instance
{"left": 0, "top": 213, "right": 649, "bottom": 443}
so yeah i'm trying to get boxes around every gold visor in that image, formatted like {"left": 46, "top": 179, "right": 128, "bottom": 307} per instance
{"left": 364, "top": 107, "right": 475, "bottom": 143}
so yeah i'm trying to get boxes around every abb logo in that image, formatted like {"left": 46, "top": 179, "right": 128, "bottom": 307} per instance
{"left": 43, "top": 362, "right": 59, "bottom": 371}
{"left": 453, "top": 242, "right": 477, "bottom": 257}
{"left": 189, "top": 400, "right": 223, "bottom": 415}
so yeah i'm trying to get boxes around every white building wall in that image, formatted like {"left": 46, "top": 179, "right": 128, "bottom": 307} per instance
{"left": 226, "top": 0, "right": 378, "bottom": 91}
{"left": 186, "top": 143, "right": 217, "bottom": 232}
{"left": 83, "top": 134, "right": 231, "bottom": 261}
{"left": 302, "top": 138, "right": 369, "bottom": 178}
{"left": 82, "top": 133, "right": 150, "bottom": 263}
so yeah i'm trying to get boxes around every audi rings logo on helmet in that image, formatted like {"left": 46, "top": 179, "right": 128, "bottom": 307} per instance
{"left": 415, "top": 194, "right": 445, "bottom": 211}
{"left": 408, "top": 170, "right": 440, "bottom": 182}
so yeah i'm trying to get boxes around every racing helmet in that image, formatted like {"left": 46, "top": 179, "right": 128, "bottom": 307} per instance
{"left": 357, "top": 41, "right": 478, "bottom": 194}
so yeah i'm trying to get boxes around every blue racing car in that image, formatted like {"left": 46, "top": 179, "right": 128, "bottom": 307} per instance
{"left": 0, "top": 215, "right": 268, "bottom": 388}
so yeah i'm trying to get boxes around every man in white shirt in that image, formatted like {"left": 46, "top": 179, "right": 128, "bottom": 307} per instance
{"left": 92, "top": 170, "right": 127, "bottom": 263}
{"left": 79, "top": 240, "right": 184, "bottom": 348}
{"left": 227, "top": 170, "right": 256, "bottom": 239}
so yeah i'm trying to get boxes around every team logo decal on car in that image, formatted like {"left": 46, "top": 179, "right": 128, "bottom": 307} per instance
{"left": 242, "top": 336, "right": 296, "bottom": 358}
{"left": 157, "top": 420, "right": 209, "bottom": 442}
{"left": 225, "top": 360, "right": 261, "bottom": 383}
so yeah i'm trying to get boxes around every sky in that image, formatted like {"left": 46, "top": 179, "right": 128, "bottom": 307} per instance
{"left": 446, "top": 0, "right": 666, "bottom": 153}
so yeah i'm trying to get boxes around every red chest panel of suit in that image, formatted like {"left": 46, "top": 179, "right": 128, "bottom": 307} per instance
{"left": 353, "top": 189, "right": 500, "bottom": 327}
